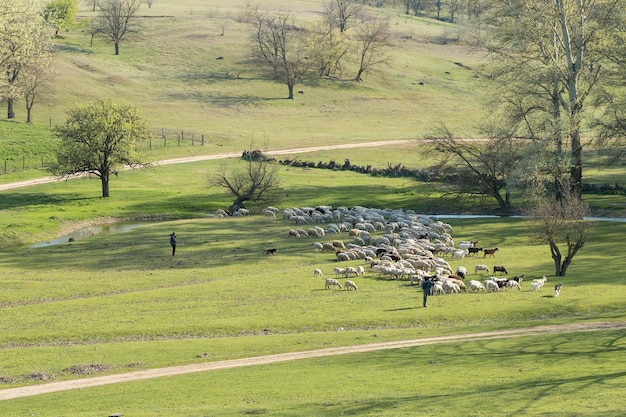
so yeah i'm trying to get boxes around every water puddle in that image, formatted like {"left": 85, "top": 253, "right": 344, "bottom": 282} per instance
{"left": 31, "top": 223, "right": 149, "bottom": 248}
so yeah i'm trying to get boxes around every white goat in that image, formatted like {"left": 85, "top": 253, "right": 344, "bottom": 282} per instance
{"left": 530, "top": 276, "right": 547, "bottom": 291}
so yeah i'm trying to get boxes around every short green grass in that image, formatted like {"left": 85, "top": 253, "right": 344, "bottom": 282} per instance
{"left": 0, "top": 1, "right": 625, "bottom": 415}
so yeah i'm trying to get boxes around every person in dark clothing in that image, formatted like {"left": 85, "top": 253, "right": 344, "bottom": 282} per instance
{"left": 169, "top": 232, "right": 177, "bottom": 256}
{"left": 422, "top": 277, "right": 435, "bottom": 307}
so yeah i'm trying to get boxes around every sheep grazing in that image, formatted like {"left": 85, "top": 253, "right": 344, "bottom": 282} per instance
{"left": 455, "top": 266, "right": 468, "bottom": 279}
{"left": 344, "top": 280, "right": 358, "bottom": 291}
{"left": 313, "top": 269, "right": 323, "bottom": 277}
{"left": 483, "top": 248, "right": 499, "bottom": 257}
{"left": 474, "top": 264, "right": 489, "bottom": 274}
{"left": 554, "top": 283, "right": 562, "bottom": 297}
{"left": 325, "top": 278, "right": 342, "bottom": 290}
{"left": 493, "top": 265, "right": 508, "bottom": 275}
{"left": 506, "top": 280, "right": 521, "bottom": 290}
{"left": 467, "top": 280, "right": 485, "bottom": 292}
{"left": 333, "top": 267, "right": 346, "bottom": 278}
{"left": 288, "top": 229, "right": 301, "bottom": 238}
{"left": 484, "top": 279, "right": 500, "bottom": 292}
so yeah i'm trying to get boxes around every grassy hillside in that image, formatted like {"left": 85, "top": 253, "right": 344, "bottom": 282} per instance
{"left": 32, "top": 0, "right": 484, "bottom": 149}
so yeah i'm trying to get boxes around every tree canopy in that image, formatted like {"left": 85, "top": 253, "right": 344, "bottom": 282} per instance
{"left": 52, "top": 99, "right": 151, "bottom": 198}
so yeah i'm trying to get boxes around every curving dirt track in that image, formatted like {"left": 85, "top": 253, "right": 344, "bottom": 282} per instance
{"left": 1, "top": 320, "right": 624, "bottom": 401}
{"left": 0, "top": 140, "right": 417, "bottom": 192}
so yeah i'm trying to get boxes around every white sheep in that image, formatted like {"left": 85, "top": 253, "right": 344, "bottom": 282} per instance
{"left": 474, "top": 264, "right": 489, "bottom": 274}
{"left": 442, "top": 280, "right": 460, "bottom": 294}
{"left": 506, "top": 280, "right": 521, "bottom": 290}
{"left": 467, "top": 280, "right": 485, "bottom": 292}
{"left": 312, "top": 242, "right": 324, "bottom": 251}
{"left": 333, "top": 267, "right": 346, "bottom": 278}
{"left": 325, "top": 278, "right": 342, "bottom": 289}
{"left": 264, "top": 209, "right": 276, "bottom": 218}
{"left": 313, "top": 269, "right": 323, "bottom": 277}
{"left": 356, "top": 265, "right": 365, "bottom": 276}
{"left": 433, "top": 281, "right": 445, "bottom": 295}
{"left": 344, "top": 280, "right": 358, "bottom": 291}
{"left": 343, "top": 266, "right": 359, "bottom": 277}
{"left": 484, "top": 279, "right": 500, "bottom": 292}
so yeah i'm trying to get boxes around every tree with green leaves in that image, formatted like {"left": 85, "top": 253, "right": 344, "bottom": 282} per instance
{"left": 42, "top": 0, "right": 78, "bottom": 35}
{"left": 96, "top": 0, "right": 143, "bottom": 55}
{"left": 474, "top": 0, "right": 626, "bottom": 201}
{"left": 52, "top": 99, "right": 151, "bottom": 198}
{"left": 0, "top": 0, "right": 54, "bottom": 120}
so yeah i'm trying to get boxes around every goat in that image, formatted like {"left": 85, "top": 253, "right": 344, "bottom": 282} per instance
{"left": 483, "top": 248, "right": 499, "bottom": 257}
{"left": 493, "top": 265, "right": 508, "bottom": 275}
{"left": 468, "top": 247, "right": 483, "bottom": 256}
{"left": 554, "top": 283, "right": 562, "bottom": 297}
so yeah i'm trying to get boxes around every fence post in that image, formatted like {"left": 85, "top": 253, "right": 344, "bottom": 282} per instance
{"left": 202, "top": 134, "right": 204, "bottom": 145}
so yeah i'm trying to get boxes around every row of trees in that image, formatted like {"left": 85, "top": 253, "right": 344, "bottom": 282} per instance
{"left": 425, "top": 0, "right": 626, "bottom": 275}
{"left": 251, "top": 2, "right": 391, "bottom": 98}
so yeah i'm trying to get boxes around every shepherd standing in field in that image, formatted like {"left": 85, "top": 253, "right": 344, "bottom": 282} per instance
{"left": 422, "top": 277, "right": 435, "bottom": 308}
{"left": 169, "top": 232, "right": 177, "bottom": 256}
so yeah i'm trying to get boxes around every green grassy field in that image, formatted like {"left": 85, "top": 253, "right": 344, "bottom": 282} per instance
{"left": 1, "top": 157, "right": 626, "bottom": 415}
{"left": 1, "top": 0, "right": 625, "bottom": 415}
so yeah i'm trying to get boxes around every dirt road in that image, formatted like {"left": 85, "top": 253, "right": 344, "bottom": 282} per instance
{"left": 0, "top": 140, "right": 417, "bottom": 192}
{"left": 1, "top": 320, "right": 624, "bottom": 401}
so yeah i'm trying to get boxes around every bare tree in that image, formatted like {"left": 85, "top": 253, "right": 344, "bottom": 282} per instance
{"left": 426, "top": 123, "right": 523, "bottom": 212}
{"left": 324, "top": 0, "right": 363, "bottom": 33}
{"left": 21, "top": 58, "right": 53, "bottom": 124}
{"left": 352, "top": 16, "right": 390, "bottom": 82}
{"left": 250, "top": 11, "right": 312, "bottom": 99}
{"left": 211, "top": 148, "right": 281, "bottom": 213}
{"left": 96, "top": 0, "right": 143, "bottom": 55}
{"left": 524, "top": 192, "right": 592, "bottom": 276}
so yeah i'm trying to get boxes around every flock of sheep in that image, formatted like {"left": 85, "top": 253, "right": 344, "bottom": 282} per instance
{"left": 271, "top": 205, "right": 555, "bottom": 296}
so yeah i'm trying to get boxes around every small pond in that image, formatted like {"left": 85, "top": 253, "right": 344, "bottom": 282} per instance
{"left": 31, "top": 223, "right": 150, "bottom": 248}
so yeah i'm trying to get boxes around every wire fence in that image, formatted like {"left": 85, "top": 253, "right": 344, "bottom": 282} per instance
{"left": 0, "top": 127, "right": 217, "bottom": 175}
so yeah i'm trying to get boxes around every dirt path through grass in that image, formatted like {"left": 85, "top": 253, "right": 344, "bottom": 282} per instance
{"left": 0, "top": 140, "right": 417, "bottom": 191}
{"left": 1, "top": 320, "right": 624, "bottom": 401}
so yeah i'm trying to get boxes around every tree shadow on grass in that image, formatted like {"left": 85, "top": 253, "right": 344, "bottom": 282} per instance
{"left": 0, "top": 192, "right": 95, "bottom": 211}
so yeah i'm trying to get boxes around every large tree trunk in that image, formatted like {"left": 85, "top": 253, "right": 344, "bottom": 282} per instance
{"left": 287, "top": 84, "right": 294, "bottom": 99}
{"left": 115, "top": 42, "right": 120, "bottom": 55}
{"left": 7, "top": 99, "right": 15, "bottom": 119}
{"left": 101, "top": 175, "right": 110, "bottom": 198}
